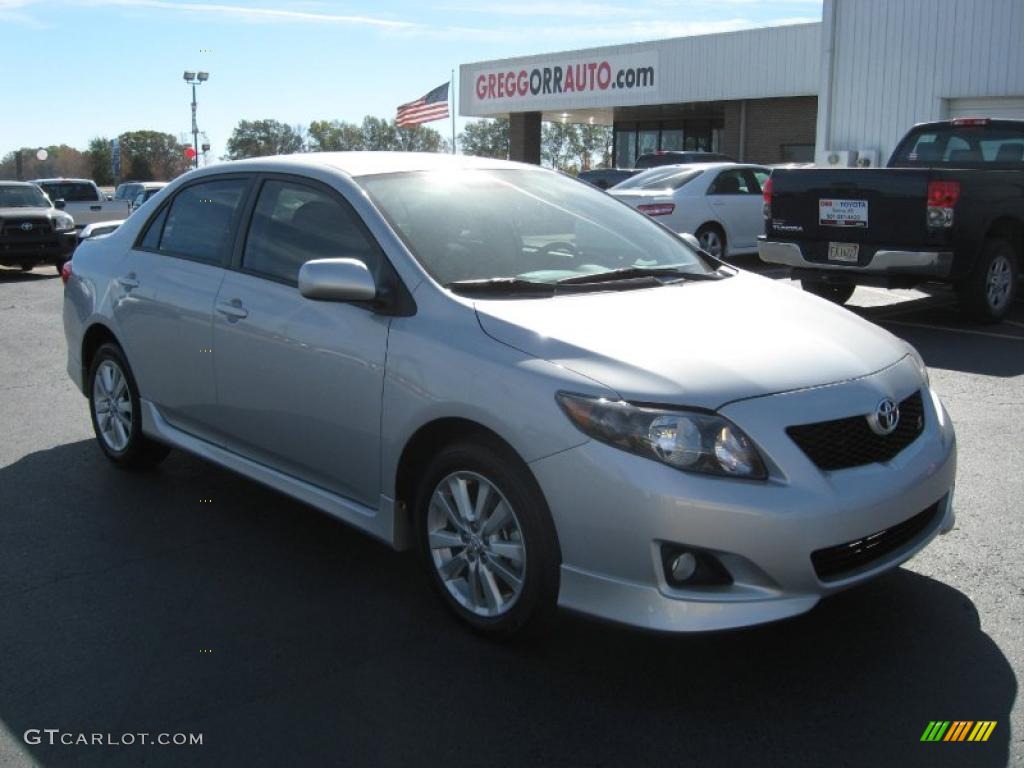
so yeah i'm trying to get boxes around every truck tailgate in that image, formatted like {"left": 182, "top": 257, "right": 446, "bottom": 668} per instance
{"left": 768, "top": 169, "right": 931, "bottom": 247}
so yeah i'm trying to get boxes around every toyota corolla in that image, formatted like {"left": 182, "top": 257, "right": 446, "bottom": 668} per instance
{"left": 63, "top": 153, "right": 956, "bottom": 636}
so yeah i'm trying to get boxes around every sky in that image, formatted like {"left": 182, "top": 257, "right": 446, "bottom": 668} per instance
{"left": 1, "top": 0, "right": 822, "bottom": 159}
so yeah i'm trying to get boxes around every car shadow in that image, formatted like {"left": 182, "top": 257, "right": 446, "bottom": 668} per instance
{"left": 0, "top": 268, "right": 57, "bottom": 283}
{"left": 0, "top": 440, "right": 1014, "bottom": 768}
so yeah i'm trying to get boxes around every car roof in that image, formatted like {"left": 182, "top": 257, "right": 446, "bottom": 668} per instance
{"left": 31, "top": 178, "right": 93, "bottom": 184}
{"left": 0, "top": 181, "right": 40, "bottom": 187}
{"left": 210, "top": 151, "right": 538, "bottom": 178}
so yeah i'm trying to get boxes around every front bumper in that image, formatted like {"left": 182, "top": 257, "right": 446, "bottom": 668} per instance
{"left": 0, "top": 231, "right": 76, "bottom": 265}
{"left": 531, "top": 357, "right": 956, "bottom": 632}
{"left": 758, "top": 238, "right": 953, "bottom": 278}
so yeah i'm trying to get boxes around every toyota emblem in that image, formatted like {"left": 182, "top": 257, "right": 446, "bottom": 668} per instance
{"left": 868, "top": 398, "right": 900, "bottom": 436}
{"left": 20, "top": 222, "right": 34, "bottom": 232}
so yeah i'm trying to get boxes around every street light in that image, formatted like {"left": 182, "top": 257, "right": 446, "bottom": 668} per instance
{"left": 182, "top": 70, "right": 210, "bottom": 169}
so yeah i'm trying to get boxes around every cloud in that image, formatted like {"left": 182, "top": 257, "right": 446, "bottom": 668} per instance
{"left": 434, "top": 2, "right": 638, "bottom": 18}
{"left": 77, "top": 0, "right": 417, "bottom": 29}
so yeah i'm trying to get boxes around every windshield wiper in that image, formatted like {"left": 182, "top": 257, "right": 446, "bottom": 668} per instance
{"left": 556, "top": 266, "right": 721, "bottom": 286}
{"left": 446, "top": 277, "right": 556, "bottom": 295}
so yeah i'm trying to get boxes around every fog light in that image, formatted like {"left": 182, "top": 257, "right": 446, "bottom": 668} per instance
{"left": 670, "top": 552, "right": 698, "bottom": 581}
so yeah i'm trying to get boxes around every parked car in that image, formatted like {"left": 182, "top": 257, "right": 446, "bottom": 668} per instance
{"left": 64, "top": 152, "right": 956, "bottom": 636}
{"left": 129, "top": 182, "right": 168, "bottom": 211}
{"left": 32, "top": 178, "right": 132, "bottom": 232}
{"left": 0, "top": 181, "right": 77, "bottom": 273}
{"left": 577, "top": 168, "right": 640, "bottom": 190}
{"left": 609, "top": 163, "right": 771, "bottom": 257}
{"left": 635, "top": 150, "right": 735, "bottom": 169}
{"left": 759, "top": 118, "right": 1024, "bottom": 322}
{"left": 78, "top": 220, "right": 123, "bottom": 243}
{"left": 114, "top": 181, "right": 147, "bottom": 202}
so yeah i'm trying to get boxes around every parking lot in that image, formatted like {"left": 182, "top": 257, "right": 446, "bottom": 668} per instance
{"left": 0, "top": 263, "right": 1021, "bottom": 767}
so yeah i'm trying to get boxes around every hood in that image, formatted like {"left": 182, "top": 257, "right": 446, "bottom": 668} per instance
{"left": 0, "top": 207, "right": 54, "bottom": 218}
{"left": 474, "top": 271, "right": 906, "bottom": 410}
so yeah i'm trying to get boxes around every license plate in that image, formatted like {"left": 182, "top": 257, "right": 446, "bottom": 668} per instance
{"left": 819, "top": 198, "right": 868, "bottom": 227}
{"left": 828, "top": 242, "right": 859, "bottom": 263}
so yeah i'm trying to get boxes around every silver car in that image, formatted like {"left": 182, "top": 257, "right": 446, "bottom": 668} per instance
{"left": 63, "top": 153, "right": 957, "bottom": 636}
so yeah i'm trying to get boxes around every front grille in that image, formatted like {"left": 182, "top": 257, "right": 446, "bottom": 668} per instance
{"left": 2, "top": 218, "right": 53, "bottom": 238}
{"left": 786, "top": 390, "right": 924, "bottom": 471}
{"left": 811, "top": 501, "right": 941, "bottom": 582}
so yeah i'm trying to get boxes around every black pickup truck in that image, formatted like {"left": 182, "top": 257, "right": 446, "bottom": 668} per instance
{"left": 0, "top": 181, "right": 78, "bottom": 274}
{"left": 759, "top": 118, "right": 1024, "bottom": 322}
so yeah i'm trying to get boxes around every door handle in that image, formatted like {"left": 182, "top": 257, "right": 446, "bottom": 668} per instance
{"left": 90, "top": 205, "right": 102, "bottom": 211}
{"left": 117, "top": 273, "right": 139, "bottom": 290}
{"left": 711, "top": 201, "right": 726, "bottom": 207}
{"left": 216, "top": 299, "right": 248, "bottom": 320}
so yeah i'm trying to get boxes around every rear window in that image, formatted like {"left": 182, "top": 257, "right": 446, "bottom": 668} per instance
{"left": 36, "top": 182, "right": 99, "bottom": 202}
{"left": 613, "top": 167, "right": 701, "bottom": 191}
{"left": 893, "top": 124, "right": 1024, "bottom": 166}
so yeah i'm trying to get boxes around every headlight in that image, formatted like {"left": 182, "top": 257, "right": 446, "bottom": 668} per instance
{"left": 906, "top": 345, "right": 930, "bottom": 387}
{"left": 556, "top": 392, "right": 768, "bottom": 479}
{"left": 53, "top": 214, "right": 75, "bottom": 232}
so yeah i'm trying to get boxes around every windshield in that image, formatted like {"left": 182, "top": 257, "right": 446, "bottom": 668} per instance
{"left": 359, "top": 168, "right": 712, "bottom": 287}
{"left": 612, "top": 166, "right": 702, "bottom": 191}
{"left": 0, "top": 185, "right": 51, "bottom": 208}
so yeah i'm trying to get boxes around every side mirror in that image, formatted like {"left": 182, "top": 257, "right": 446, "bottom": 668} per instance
{"left": 54, "top": 199, "right": 66, "bottom": 210}
{"left": 680, "top": 232, "right": 702, "bottom": 251}
{"left": 298, "top": 258, "right": 376, "bottom": 302}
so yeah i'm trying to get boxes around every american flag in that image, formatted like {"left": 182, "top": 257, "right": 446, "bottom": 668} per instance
{"left": 396, "top": 82, "right": 450, "bottom": 127}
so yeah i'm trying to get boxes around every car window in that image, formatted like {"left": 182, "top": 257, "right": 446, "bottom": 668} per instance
{"left": 895, "top": 124, "right": 1024, "bottom": 165}
{"left": 750, "top": 168, "right": 771, "bottom": 192}
{"left": 242, "top": 179, "right": 381, "bottom": 285}
{"left": 707, "top": 170, "right": 752, "bottom": 195}
{"left": 157, "top": 178, "right": 248, "bottom": 265}
{"left": 139, "top": 205, "right": 168, "bottom": 250}
{"left": 37, "top": 182, "right": 99, "bottom": 202}
{"left": 132, "top": 192, "right": 145, "bottom": 207}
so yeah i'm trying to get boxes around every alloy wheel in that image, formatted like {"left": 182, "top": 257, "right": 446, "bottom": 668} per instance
{"left": 92, "top": 359, "right": 133, "bottom": 452}
{"left": 426, "top": 471, "right": 526, "bottom": 617}
{"left": 986, "top": 254, "right": 1012, "bottom": 311}
{"left": 698, "top": 229, "right": 723, "bottom": 257}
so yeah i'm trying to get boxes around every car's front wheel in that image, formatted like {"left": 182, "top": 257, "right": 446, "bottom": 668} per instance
{"left": 87, "top": 342, "right": 170, "bottom": 469}
{"left": 414, "top": 437, "right": 560, "bottom": 637}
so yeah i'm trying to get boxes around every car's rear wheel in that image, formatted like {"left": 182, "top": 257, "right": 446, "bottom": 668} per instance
{"left": 87, "top": 342, "right": 170, "bottom": 469}
{"left": 696, "top": 224, "right": 727, "bottom": 259}
{"left": 801, "top": 279, "right": 856, "bottom": 305}
{"left": 414, "top": 438, "right": 560, "bottom": 637}
{"left": 956, "top": 237, "right": 1018, "bottom": 324}
{"left": 54, "top": 258, "right": 68, "bottom": 276}
{"left": 19, "top": 263, "right": 34, "bottom": 272}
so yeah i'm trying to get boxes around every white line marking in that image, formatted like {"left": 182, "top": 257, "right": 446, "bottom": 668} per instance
{"left": 880, "top": 319, "right": 1024, "bottom": 340}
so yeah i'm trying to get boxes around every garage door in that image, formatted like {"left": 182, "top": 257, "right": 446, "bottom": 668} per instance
{"left": 946, "top": 97, "right": 1024, "bottom": 120}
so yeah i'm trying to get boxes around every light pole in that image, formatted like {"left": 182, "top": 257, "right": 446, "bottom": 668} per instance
{"left": 182, "top": 70, "right": 209, "bottom": 170}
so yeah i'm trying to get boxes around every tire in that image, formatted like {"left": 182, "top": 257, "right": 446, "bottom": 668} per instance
{"left": 87, "top": 342, "right": 170, "bottom": 469}
{"left": 413, "top": 437, "right": 560, "bottom": 637}
{"left": 54, "top": 259, "right": 68, "bottom": 276}
{"left": 955, "top": 237, "right": 1018, "bottom": 324}
{"left": 695, "top": 224, "right": 727, "bottom": 259}
{"left": 19, "top": 264, "right": 34, "bottom": 273}
{"left": 801, "top": 279, "right": 856, "bottom": 305}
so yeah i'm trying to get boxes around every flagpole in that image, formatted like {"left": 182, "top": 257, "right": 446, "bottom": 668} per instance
{"left": 450, "top": 68, "right": 456, "bottom": 155}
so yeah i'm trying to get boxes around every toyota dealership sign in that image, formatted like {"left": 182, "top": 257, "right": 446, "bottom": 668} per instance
{"left": 461, "top": 50, "right": 659, "bottom": 114}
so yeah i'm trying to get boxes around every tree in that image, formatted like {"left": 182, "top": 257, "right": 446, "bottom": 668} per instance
{"left": 459, "top": 118, "right": 510, "bottom": 159}
{"left": 224, "top": 120, "right": 305, "bottom": 160}
{"left": 360, "top": 116, "right": 398, "bottom": 150}
{"left": 541, "top": 122, "right": 583, "bottom": 172}
{"left": 576, "top": 124, "right": 614, "bottom": 170}
{"left": 87, "top": 137, "right": 114, "bottom": 186}
{"left": 118, "top": 130, "right": 190, "bottom": 180}
{"left": 0, "top": 145, "right": 89, "bottom": 180}
{"left": 308, "top": 120, "right": 365, "bottom": 152}
{"left": 395, "top": 123, "right": 448, "bottom": 153}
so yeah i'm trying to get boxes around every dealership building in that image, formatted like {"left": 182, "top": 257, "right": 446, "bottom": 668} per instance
{"left": 459, "top": 0, "right": 1024, "bottom": 168}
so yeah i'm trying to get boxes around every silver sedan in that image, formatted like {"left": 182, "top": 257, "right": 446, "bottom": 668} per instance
{"left": 62, "top": 152, "right": 956, "bottom": 636}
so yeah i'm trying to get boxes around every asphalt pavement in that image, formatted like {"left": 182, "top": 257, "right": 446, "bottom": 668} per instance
{"left": 0, "top": 264, "right": 1021, "bottom": 768}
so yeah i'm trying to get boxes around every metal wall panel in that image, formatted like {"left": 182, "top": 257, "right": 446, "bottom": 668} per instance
{"left": 459, "top": 23, "right": 821, "bottom": 117}
{"left": 822, "top": 0, "right": 1024, "bottom": 160}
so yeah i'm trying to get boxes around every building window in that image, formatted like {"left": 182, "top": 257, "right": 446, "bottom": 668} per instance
{"left": 781, "top": 144, "right": 815, "bottom": 162}
{"left": 614, "top": 128, "right": 636, "bottom": 168}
